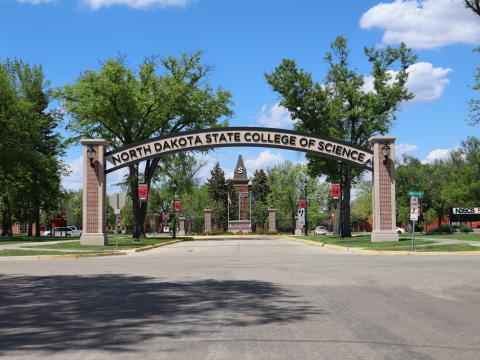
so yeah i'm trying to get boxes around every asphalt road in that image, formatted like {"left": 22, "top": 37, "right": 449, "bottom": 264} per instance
{"left": 1, "top": 236, "right": 480, "bottom": 360}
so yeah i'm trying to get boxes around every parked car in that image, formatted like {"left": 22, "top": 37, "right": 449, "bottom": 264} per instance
{"left": 68, "top": 226, "right": 82, "bottom": 236}
{"left": 43, "top": 227, "right": 82, "bottom": 237}
{"left": 396, "top": 227, "right": 406, "bottom": 234}
{"left": 314, "top": 226, "right": 328, "bottom": 235}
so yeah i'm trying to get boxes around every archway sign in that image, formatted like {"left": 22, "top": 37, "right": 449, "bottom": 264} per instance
{"left": 80, "top": 127, "right": 397, "bottom": 245}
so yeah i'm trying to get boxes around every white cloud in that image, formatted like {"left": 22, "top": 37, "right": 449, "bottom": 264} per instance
{"left": 363, "top": 62, "right": 452, "bottom": 103}
{"left": 245, "top": 150, "right": 284, "bottom": 170}
{"left": 423, "top": 148, "right": 451, "bottom": 163}
{"left": 62, "top": 157, "right": 83, "bottom": 191}
{"left": 360, "top": 0, "right": 480, "bottom": 49}
{"left": 62, "top": 155, "right": 128, "bottom": 193}
{"left": 81, "top": 0, "right": 192, "bottom": 9}
{"left": 396, "top": 143, "right": 418, "bottom": 158}
{"left": 256, "top": 103, "right": 295, "bottom": 129}
{"left": 17, "top": 0, "right": 53, "bottom": 4}
{"left": 405, "top": 62, "right": 452, "bottom": 102}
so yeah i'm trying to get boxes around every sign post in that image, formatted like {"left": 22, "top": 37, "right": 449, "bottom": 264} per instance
{"left": 409, "top": 193, "right": 421, "bottom": 251}
{"left": 297, "top": 208, "right": 305, "bottom": 227}
{"left": 114, "top": 208, "right": 120, "bottom": 250}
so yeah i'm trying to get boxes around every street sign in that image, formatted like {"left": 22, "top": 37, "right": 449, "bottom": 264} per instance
{"left": 297, "top": 208, "right": 305, "bottom": 226}
{"left": 410, "top": 196, "right": 419, "bottom": 208}
{"left": 114, "top": 208, "right": 121, "bottom": 215}
{"left": 298, "top": 217, "right": 305, "bottom": 227}
{"left": 408, "top": 191, "right": 424, "bottom": 198}
{"left": 410, "top": 207, "right": 419, "bottom": 221}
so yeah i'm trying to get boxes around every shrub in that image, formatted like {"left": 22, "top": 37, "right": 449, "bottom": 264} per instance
{"left": 427, "top": 224, "right": 452, "bottom": 235}
{"left": 460, "top": 225, "right": 474, "bottom": 233}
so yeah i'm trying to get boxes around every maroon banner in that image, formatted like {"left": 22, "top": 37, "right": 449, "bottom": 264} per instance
{"left": 298, "top": 198, "right": 306, "bottom": 209}
{"left": 138, "top": 183, "right": 148, "bottom": 202}
{"left": 174, "top": 199, "right": 182, "bottom": 212}
{"left": 331, "top": 184, "right": 341, "bottom": 199}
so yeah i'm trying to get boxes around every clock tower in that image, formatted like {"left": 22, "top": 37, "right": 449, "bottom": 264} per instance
{"left": 229, "top": 154, "right": 252, "bottom": 233}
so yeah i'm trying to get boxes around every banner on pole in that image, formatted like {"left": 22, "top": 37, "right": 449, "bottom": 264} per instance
{"left": 138, "top": 184, "right": 148, "bottom": 202}
{"left": 331, "top": 184, "right": 341, "bottom": 199}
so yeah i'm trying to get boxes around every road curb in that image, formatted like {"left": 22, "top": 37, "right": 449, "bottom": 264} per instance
{"left": 351, "top": 248, "right": 480, "bottom": 255}
{"left": 285, "top": 236, "right": 351, "bottom": 252}
{"left": 286, "top": 236, "right": 480, "bottom": 255}
{"left": 134, "top": 239, "right": 186, "bottom": 252}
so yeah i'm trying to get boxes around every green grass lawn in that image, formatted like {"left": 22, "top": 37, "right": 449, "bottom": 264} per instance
{"left": 295, "top": 234, "right": 480, "bottom": 252}
{"left": 381, "top": 244, "right": 480, "bottom": 252}
{"left": 0, "top": 249, "right": 102, "bottom": 257}
{"left": 0, "top": 236, "right": 79, "bottom": 245}
{"left": 296, "top": 235, "right": 435, "bottom": 249}
{"left": 21, "top": 236, "right": 184, "bottom": 252}
{"left": 421, "top": 233, "right": 480, "bottom": 241}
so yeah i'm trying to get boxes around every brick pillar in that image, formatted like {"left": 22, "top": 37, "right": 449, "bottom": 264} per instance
{"left": 294, "top": 216, "right": 302, "bottom": 236}
{"left": 268, "top": 208, "right": 276, "bottom": 232}
{"left": 178, "top": 217, "right": 185, "bottom": 236}
{"left": 370, "top": 136, "right": 399, "bottom": 242}
{"left": 80, "top": 139, "right": 108, "bottom": 246}
{"left": 204, "top": 209, "right": 212, "bottom": 233}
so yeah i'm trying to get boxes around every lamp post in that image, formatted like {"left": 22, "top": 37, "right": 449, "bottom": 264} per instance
{"left": 171, "top": 180, "right": 177, "bottom": 239}
{"left": 382, "top": 144, "right": 391, "bottom": 165}
{"left": 300, "top": 175, "right": 308, "bottom": 236}
{"left": 86, "top": 145, "right": 96, "bottom": 167}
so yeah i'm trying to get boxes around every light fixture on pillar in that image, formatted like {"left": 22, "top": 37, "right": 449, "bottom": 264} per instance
{"left": 381, "top": 144, "right": 390, "bottom": 165}
{"left": 86, "top": 145, "right": 96, "bottom": 167}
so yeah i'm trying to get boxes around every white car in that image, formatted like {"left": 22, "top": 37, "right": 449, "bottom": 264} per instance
{"left": 43, "top": 227, "right": 82, "bottom": 237}
{"left": 314, "top": 226, "right": 328, "bottom": 235}
{"left": 396, "top": 227, "right": 406, "bottom": 234}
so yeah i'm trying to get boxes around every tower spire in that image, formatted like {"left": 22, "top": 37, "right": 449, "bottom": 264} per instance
{"left": 233, "top": 154, "right": 248, "bottom": 181}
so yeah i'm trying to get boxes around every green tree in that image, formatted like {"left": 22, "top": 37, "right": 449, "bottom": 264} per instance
{"left": 266, "top": 35, "right": 416, "bottom": 236}
{"left": 267, "top": 162, "right": 320, "bottom": 234}
{"left": 0, "top": 59, "right": 64, "bottom": 236}
{"left": 58, "top": 53, "right": 233, "bottom": 238}
{"left": 464, "top": 2, "right": 480, "bottom": 124}
{"left": 350, "top": 180, "right": 372, "bottom": 231}
{"left": 251, "top": 169, "right": 270, "bottom": 231}
{"left": 63, "top": 190, "right": 83, "bottom": 227}
{"left": 207, "top": 162, "right": 237, "bottom": 230}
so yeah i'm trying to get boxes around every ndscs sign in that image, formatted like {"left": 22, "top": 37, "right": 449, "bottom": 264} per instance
{"left": 450, "top": 207, "right": 480, "bottom": 222}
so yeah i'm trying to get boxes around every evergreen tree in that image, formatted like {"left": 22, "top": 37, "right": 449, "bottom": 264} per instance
{"left": 207, "top": 162, "right": 237, "bottom": 230}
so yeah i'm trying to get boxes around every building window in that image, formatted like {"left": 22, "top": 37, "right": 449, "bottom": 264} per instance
{"left": 19, "top": 223, "right": 28, "bottom": 234}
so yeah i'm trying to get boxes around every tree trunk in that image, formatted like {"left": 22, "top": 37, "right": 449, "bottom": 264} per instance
{"left": 332, "top": 201, "right": 341, "bottom": 237}
{"left": 130, "top": 158, "right": 161, "bottom": 239}
{"left": 1, "top": 195, "right": 12, "bottom": 236}
{"left": 291, "top": 210, "right": 296, "bottom": 234}
{"left": 28, "top": 217, "right": 33, "bottom": 237}
{"left": 129, "top": 165, "right": 142, "bottom": 239}
{"left": 342, "top": 172, "right": 352, "bottom": 237}
{"left": 34, "top": 203, "right": 41, "bottom": 237}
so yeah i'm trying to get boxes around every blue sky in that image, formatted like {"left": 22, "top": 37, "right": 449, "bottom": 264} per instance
{"left": 1, "top": 0, "right": 479, "bottom": 192}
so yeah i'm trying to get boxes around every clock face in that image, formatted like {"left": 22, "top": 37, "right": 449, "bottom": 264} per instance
{"left": 237, "top": 167, "right": 244, "bottom": 174}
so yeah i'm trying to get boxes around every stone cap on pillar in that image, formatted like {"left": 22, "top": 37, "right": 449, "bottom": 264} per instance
{"left": 80, "top": 138, "right": 108, "bottom": 146}
{"left": 369, "top": 136, "right": 396, "bottom": 144}
{"left": 204, "top": 208, "right": 212, "bottom": 212}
